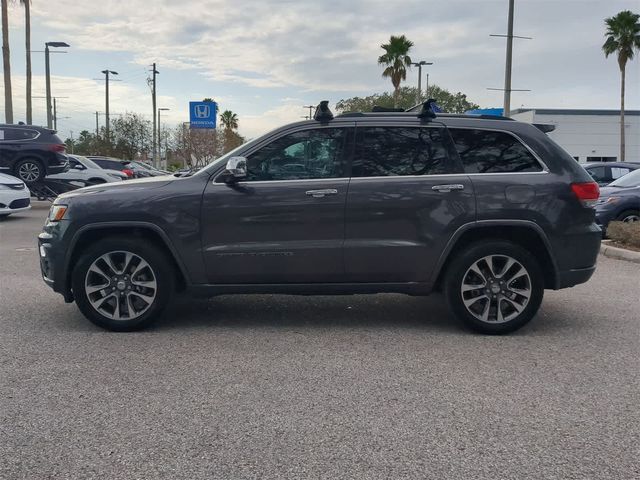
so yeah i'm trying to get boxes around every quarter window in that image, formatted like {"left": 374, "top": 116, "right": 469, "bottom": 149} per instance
{"left": 245, "top": 128, "right": 347, "bottom": 181}
{"left": 352, "top": 127, "right": 449, "bottom": 177}
{"left": 449, "top": 129, "right": 542, "bottom": 173}
{"left": 0, "top": 128, "right": 38, "bottom": 141}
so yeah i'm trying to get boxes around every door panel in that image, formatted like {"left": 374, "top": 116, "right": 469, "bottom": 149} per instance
{"left": 200, "top": 126, "right": 352, "bottom": 284}
{"left": 345, "top": 175, "right": 475, "bottom": 282}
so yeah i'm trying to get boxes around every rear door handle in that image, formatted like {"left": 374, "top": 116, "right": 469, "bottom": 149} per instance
{"left": 306, "top": 189, "right": 338, "bottom": 198}
{"left": 432, "top": 184, "right": 465, "bottom": 192}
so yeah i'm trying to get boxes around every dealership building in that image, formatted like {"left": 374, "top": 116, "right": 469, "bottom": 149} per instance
{"left": 469, "top": 108, "right": 640, "bottom": 163}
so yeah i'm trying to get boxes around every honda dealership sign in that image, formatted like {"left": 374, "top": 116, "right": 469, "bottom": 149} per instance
{"left": 189, "top": 101, "right": 217, "bottom": 129}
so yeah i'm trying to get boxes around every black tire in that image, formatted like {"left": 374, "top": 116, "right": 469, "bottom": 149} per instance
{"left": 71, "top": 237, "right": 175, "bottom": 331}
{"left": 444, "top": 240, "right": 544, "bottom": 335}
{"left": 14, "top": 158, "right": 45, "bottom": 184}
{"left": 615, "top": 210, "right": 640, "bottom": 223}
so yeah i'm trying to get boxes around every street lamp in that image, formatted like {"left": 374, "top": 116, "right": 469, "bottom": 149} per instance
{"left": 45, "top": 41, "right": 69, "bottom": 129}
{"left": 101, "top": 69, "right": 118, "bottom": 139}
{"left": 158, "top": 108, "right": 170, "bottom": 167}
{"left": 410, "top": 60, "right": 433, "bottom": 104}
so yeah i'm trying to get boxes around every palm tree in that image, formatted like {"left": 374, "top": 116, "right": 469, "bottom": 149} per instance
{"left": 1, "top": 0, "right": 13, "bottom": 123}
{"left": 220, "top": 110, "right": 239, "bottom": 131}
{"left": 378, "top": 35, "right": 414, "bottom": 107}
{"left": 602, "top": 10, "right": 640, "bottom": 162}
{"left": 21, "top": 0, "right": 32, "bottom": 125}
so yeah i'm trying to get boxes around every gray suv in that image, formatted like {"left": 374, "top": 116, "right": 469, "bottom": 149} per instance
{"left": 38, "top": 102, "right": 602, "bottom": 334}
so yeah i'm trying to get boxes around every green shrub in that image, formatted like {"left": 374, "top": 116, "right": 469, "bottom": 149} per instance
{"left": 607, "top": 221, "right": 640, "bottom": 248}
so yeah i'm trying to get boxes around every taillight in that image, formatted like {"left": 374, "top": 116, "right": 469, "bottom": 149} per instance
{"left": 571, "top": 182, "right": 600, "bottom": 207}
{"left": 122, "top": 169, "right": 134, "bottom": 178}
{"left": 49, "top": 144, "right": 66, "bottom": 153}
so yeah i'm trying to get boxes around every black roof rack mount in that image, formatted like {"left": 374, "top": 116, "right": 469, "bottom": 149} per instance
{"left": 314, "top": 101, "right": 334, "bottom": 121}
{"left": 417, "top": 99, "right": 437, "bottom": 120}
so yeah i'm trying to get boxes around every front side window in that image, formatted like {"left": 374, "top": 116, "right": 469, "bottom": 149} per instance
{"left": 245, "top": 128, "right": 347, "bottom": 181}
{"left": 449, "top": 128, "right": 542, "bottom": 174}
{"left": 352, "top": 127, "right": 449, "bottom": 177}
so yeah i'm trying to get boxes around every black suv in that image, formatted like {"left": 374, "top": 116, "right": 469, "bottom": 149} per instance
{"left": 38, "top": 102, "right": 601, "bottom": 334}
{"left": 0, "top": 124, "right": 68, "bottom": 183}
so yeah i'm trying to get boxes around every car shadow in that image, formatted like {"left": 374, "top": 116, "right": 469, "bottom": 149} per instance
{"left": 153, "top": 293, "right": 462, "bottom": 334}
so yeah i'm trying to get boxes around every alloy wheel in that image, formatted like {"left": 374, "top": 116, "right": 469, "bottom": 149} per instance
{"left": 622, "top": 214, "right": 640, "bottom": 223}
{"left": 18, "top": 162, "right": 41, "bottom": 182}
{"left": 460, "top": 255, "right": 531, "bottom": 324}
{"left": 84, "top": 251, "right": 157, "bottom": 320}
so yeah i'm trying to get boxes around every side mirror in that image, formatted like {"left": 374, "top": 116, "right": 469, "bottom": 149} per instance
{"left": 73, "top": 164, "right": 86, "bottom": 170}
{"left": 225, "top": 156, "right": 247, "bottom": 180}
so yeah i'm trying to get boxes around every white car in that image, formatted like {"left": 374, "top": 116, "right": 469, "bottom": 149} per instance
{"left": 46, "top": 155, "right": 126, "bottom": 186}
{"left": 0, "top": 172, "right": 30, "bottom": 217}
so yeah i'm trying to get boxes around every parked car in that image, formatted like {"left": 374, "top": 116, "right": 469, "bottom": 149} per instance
{"left": 86, "top": 156, "right": 135, "bottom": 178}
{"left": 38, "top": 102, "right": 601, "bottom": 334}
{"left": 0, "top": 124, "right": 68, "bottom": 184}
{"left": 583, "top": 162, "right": 640, "bottom": 187}
{"left": 131, "top": 161, "right": 170, "bottom": 175}
{"left": 47, "top": 155, "right": 127, "bottom": 186}
{"left": 595, "top": 168, "right": 640, "bottom": 235}
{"left": 0, "top": 172, "right": 30, "bottom": 217}
{"left": 128, "top": 161, "right": 169, "bottom": 178}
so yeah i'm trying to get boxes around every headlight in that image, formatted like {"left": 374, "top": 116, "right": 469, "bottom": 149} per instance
{"left": 48, "top": 204, "right": 68, "bottom": 222}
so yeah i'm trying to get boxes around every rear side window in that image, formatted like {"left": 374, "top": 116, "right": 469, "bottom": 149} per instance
{"left": 352, "top": 127, "right": 449, "bottom": 177}
{"left": 449, "top": 128, "right": 542, "bottom": 173}
{"left": 0, "top": 128, "right": 39, "bottom": 141}
{"left": 587, "top": 166, "right": 606, "bottom": 182}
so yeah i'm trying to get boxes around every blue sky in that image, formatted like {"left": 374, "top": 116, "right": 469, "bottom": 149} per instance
{"left": 1, "top": 0, "right": 639, "bottom": 141}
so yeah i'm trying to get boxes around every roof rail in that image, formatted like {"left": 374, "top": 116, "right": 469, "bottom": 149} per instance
{"left": 313, "top": 101, "right": 334, "bottom": 121}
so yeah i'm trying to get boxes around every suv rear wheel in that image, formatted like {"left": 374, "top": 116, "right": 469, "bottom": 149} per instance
{"left": 72, "top": 237, "right": 174, "bottom": 331}
{"left": 14, "top": 158, "right": 44, "bottom": 183}
{"left": 444, "top": 240, "right": 544, "bottom": 334}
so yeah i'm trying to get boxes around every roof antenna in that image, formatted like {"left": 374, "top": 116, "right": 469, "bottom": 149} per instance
{"left": 313, "top": 101, "right": 334, "bottom": 121}
{"left": 417, "top": 99, "right": 437, "bottom": 120}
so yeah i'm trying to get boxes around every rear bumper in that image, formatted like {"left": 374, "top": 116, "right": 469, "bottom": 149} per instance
{"left": 557, "top": 265, "right": 596, "bottom": 289}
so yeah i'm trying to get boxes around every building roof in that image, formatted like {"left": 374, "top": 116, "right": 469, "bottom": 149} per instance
{"left": 511, "top": 108, "right": 640, "bottom": 116}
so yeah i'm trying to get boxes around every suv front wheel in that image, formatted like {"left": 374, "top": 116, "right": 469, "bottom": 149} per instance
{"left": 72, "top": 237, "right": 175, "bottom": 331}
{"left": 444, "top": 240, "right": 544, "bottom": 334}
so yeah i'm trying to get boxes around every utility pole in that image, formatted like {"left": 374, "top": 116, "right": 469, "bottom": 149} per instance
{"left": 303, "top": 105, "right": 314, "bottom": 119}
{"left": 101, "top": 69, "right": 118, "bottom": 139}
{"left": 44, "top": 42, "right": 69, "bottom": 129}
{"left": 488, "top": 1, "right": 531, "bottom": 117}
{"left": 95, "top": 111, "right": 99, "bottom": 138}
{"left": 150, "top": 63, "right": 159, "bottom": 167}
{"left": 53, "top": 97, "right": 57, "bottom": 130}
{"left": 503, "top": 0, "right": 515, "bottom": 117}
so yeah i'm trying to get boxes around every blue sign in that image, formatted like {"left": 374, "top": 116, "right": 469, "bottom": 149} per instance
{"left": 189, "top": 101, "right": 217, "bottom": 129}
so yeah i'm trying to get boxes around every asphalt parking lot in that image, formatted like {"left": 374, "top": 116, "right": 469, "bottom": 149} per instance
{"left": 1, "top": 202, "right": 638, "bottom": 479}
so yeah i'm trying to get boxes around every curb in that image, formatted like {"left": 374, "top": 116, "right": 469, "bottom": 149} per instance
{"left": 600, "top": 243, "right": 640, "bottom": 264}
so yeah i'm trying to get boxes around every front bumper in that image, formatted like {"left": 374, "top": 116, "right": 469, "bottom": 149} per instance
{"left": 0, "top": 191, "right": 31, "bottom": 214}
{"left": 38, "top": 220, "right": 74, "bottom": 302}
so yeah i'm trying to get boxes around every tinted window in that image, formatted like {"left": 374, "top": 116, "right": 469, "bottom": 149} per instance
{"left": 586, "top": 166, "right": 606, "bottom": 181}
{"left": 0, "top": 128, "right": 39, "bottom": 141}
{"left": 94, "top": 159, "right": 123, "bottom": 170}
{"left": 352, "top": 127, "right": 449, "bottom": 177}
{"left": 450, "top": 129, "right": 542, "bottom": 173}
{"left": 246, "top": 128, "right": 346, "bottom": 181}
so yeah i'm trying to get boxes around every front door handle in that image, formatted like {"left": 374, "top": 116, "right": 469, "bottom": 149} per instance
{"left": 432, "top": 184, "right": 465, "bottom": 192}
{"left": 305, "top": 189, "right": 338, "bottom": 198}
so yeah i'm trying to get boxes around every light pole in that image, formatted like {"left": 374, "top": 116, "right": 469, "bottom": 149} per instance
{"left": 158, "top": 108, "right": 170, "bottom": 167}
{"left": 45, "top": 42, "right": 69, "bottom": 129}
{"left": 101, "top": 69, "right": 118, "bottom": 140}
{"left": 410, "top": 61, "right": 433, "bottom": 104}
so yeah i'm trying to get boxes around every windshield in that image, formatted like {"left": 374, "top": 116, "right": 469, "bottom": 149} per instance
{"left": 608, "top": 168, "right": 640, "bottom": 188}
